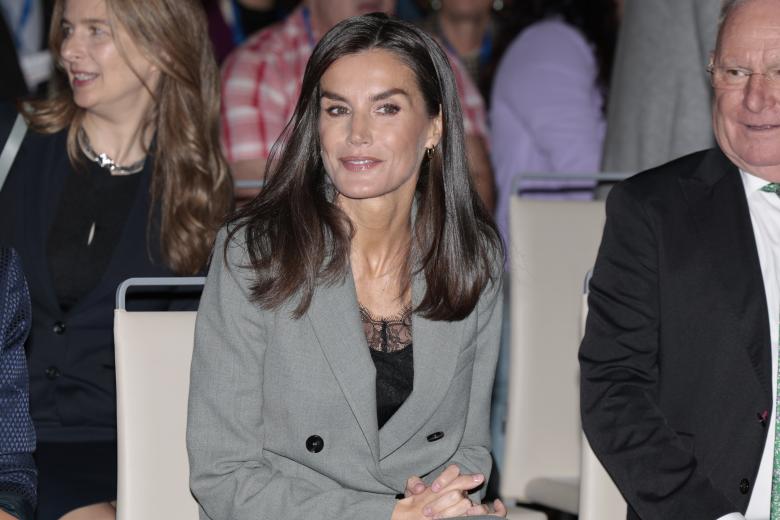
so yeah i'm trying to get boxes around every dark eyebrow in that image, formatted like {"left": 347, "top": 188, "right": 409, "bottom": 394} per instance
{"left": 320, "top": 88, "right": 411, "bottom": 103}
{"left": 369, "top": 88, "right": 411, "bottom": 102}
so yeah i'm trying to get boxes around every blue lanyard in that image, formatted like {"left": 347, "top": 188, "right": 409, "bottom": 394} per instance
{"left": 229, "top": 0, "right": 245, "bottom": 45}
{"left": 300, "top": 6, "right": 316, "bottom": 47}
{"left": 7, "top": 0, "right": 32, "bottom": 50}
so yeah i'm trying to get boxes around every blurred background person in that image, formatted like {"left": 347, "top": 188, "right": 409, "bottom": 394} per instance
{"left": 203, "top": 0, "right": 296, "bottom": 64}
{"left": 419, "top": 0, "right": 513, "bottom": 106}
{"left": 0, "top": 14, "right": 28, "bottom": 103}
{"left": 0, "top": 247, "right": 36, "bottom": 520}
{"left": 490, "top": 0, "right": 620, "bottom": 246}
{"left": 0, "top": 0, "right": 55, "bottom": 99}
{"left": 0, "top": 0, "right": 233, "bottom": 517}
{"left": 220, "top": 0, "right": 495, "bottom": 212}
{"left": 601, "top": 0, "right": 719, "bottom": 174}
{"left": 487, "top": 0, "right": 620, "bottom": 485}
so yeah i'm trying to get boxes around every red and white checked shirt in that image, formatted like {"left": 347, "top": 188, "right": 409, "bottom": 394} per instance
{"left": 220, "top": 7, "right": 488, "bottom": 164}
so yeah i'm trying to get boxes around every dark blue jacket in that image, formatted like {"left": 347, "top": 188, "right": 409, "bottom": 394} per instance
{"left": 0, "top": 247, "right": 37, "bottom": 520}
{"left": 0, "top": 105, "right": 199, "bottom": 444}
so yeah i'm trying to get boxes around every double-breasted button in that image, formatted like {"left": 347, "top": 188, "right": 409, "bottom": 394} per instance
{"left": 739, "top": 478, "right": 750, "bottom": 495}
{"left": 427, "top": 431, "right": 444, "bottom": 442}
{"left": 52, "top": 321, "right": 66, "bottom": 335}
{"left": 45, "top": 366, "right": 61, "bottom": 380}
{"left": 306, "top": 435, "right": 324, "bottom": 453}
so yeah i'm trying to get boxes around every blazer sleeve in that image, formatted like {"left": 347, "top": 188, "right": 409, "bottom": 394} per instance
{"left": 186, "top": 230, "right": 396, "bottom": 520}
{"left": 421, "top": 265, "right": 503, "bottom": 501}
{"left": 0, "top": 248, "right": 37, "bottom": 520}
{"left": 578, "top": 183, "right": 736, "bottom": 519}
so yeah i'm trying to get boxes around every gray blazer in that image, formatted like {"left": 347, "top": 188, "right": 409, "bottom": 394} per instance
{"left": 186, "top": 229, "right": 503, "bottom": 520}
{"left": 601, "top": 0, "right": 719, "bottom": 173}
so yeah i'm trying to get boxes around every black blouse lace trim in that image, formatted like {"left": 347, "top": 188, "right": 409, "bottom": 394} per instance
{"left": 359, "top": 304, "right": 413, "bottom": 353}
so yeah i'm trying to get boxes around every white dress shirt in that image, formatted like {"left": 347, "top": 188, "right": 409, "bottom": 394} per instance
{"left": 718, "top": 171, "right": 780, "bottom": 520}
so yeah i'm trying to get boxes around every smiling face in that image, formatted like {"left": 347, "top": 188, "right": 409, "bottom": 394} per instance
{"left": 59, "top": 0, "right": 159, "bottom": 121}
{"left": 712, "top": 0, "right": 780, "bottom": 181}
{"left": 318, "top": 49, "right": 442, "bottom": 205}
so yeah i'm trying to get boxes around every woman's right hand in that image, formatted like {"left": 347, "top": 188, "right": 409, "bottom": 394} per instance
{"left": 395, "top": 465, "right": 485, "bottom": 519}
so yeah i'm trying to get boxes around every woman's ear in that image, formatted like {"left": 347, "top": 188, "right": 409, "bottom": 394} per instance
{"left": 426, "top": 109, "right": 443, "bottom": 149}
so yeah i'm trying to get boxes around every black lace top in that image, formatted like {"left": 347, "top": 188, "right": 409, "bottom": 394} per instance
{"left": 359, "top": 304, "right": 413, "bottom": 429}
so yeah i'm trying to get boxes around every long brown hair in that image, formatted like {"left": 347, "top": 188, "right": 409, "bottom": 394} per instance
{"left": 228, "top": 14, "right": 503, "bottom": 320}
{"left": 25, "top": 0, "right": 233, "bottom": 274}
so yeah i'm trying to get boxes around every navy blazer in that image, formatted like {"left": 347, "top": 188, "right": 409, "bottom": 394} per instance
{"left": 0, "top": 247, "right": 37, "bottom": 520}
{"left": 0, "top": 109, "right": 199, "bottom": 443}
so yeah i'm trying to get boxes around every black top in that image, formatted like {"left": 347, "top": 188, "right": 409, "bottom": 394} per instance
{"left": 360, "top": 305, "right": 413, "bottom": 429}
{"left": 47, "top": 158, "right": 145, "bottom": 312}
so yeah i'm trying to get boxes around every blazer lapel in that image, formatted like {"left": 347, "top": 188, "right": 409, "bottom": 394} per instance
{"left": 679, "top": 149, "right": 772, "bottom": 401}
{"left": 306, "top": 274, "right": 381, "bottom": 461}
{"left": 378, "top": 272, "right": 465, "bottom": 460}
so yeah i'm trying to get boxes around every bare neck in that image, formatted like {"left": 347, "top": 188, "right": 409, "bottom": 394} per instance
{"left": 81, "top": 110, "right": 152, "bottom": 167}
{"left": 304, "top": 1, "right": 328, "bottom": 40}
{"left": 344, "top": 197, "right": 413, "bottom": 280}
{"left": 438, "top": 11, "right": 490, "bottom": 56}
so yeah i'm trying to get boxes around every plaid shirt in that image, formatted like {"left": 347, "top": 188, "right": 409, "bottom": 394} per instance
{"left": 221, "top": 7, "right": 488, "bottom": 164}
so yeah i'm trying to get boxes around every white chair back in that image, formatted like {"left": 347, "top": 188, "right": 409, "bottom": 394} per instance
{"left": 577, "top": 273, "right": 627, "bottom": 520}
{"left": 113, "top": 277, "right": 204, "bottom": 520}
{"left": 502, "top": 197, "right": 605, "bottom": 514}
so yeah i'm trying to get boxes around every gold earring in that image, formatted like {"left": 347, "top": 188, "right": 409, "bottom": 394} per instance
{"left": 426, "top": 146, "right": 435, "bottom": 160}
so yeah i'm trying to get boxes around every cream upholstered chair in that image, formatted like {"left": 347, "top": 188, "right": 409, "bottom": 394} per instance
{"left": 502, "top": 197, "right": 605, "bottom": 515}
{"left": 577, "top": 272, "right": 627, "bottom": 520}
{"left": 113, "top": 277, "right": 205, "bottom": 520}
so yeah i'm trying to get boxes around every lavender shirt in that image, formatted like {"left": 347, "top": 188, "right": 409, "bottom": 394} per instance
{"left": 490, "top": 19, "right": 605, "bottom": 244}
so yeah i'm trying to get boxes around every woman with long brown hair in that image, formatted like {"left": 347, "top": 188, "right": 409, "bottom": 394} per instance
{"left": 0, "top": 0, "right": 232, "bottom": 517}
{"left": 188, "top": 13, "right": 505, "bottom": 520}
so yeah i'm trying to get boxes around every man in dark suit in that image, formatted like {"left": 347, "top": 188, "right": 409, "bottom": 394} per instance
{"left": 580, "top": 0, "right": 780, "bottom": 518}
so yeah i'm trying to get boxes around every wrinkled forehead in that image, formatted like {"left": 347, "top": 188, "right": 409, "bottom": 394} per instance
{"left": 716, "top": 0, "right": 780, "bottom": 61}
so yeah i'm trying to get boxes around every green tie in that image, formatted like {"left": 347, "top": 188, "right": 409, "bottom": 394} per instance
{"left": 773, "top": 321, "right": 780, "bottom": 517}
{"left": 761, "top": 183, "right": 780, "bottom": 197}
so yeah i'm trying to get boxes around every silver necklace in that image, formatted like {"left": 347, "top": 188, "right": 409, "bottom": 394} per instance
{"left": 77, "top": 127, "right": 145, "bottom": 175}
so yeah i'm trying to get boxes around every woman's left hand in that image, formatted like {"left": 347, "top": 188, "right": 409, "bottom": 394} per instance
{"left": 464, "top": 498, "right": 507, "bottom": 517}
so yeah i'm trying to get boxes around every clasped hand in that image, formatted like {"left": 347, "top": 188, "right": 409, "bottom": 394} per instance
{"left": 392, "top": 464, "right": 507, "bottom": 519}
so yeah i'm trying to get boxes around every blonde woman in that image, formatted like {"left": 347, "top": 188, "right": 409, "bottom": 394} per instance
{"left": 0, "top": 0, "right": 232, "bottom": 518}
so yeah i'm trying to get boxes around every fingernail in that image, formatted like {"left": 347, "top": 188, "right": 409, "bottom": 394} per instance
{"left": 414, "top": 483, "right": 425, "bottom": 493}
{"left": 473, "top": 473, "right": 484, "bottom": 482}
{"left": 423, "top": 506, "right": 432, "bottom": 516}
{"left": 431, "top": 482, "right": 441, "bottom": 492}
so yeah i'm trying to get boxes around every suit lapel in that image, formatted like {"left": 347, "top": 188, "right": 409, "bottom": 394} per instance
{"left": 378, "top": 272, "right": 465, "bottom": 460}
{"left": 679, "top": 149, "right": 772, "bottom": 400}
{"left": 306, "top": 273, "right": 381, "bottom": 461}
